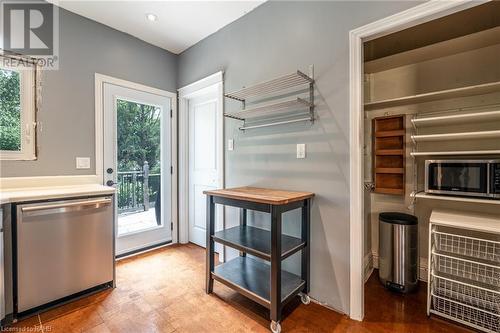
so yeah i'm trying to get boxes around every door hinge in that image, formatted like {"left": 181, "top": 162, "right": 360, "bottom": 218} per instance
{"left": 170, "top": 109, "right": 173, "bottom": 118}
{"left": 170, "top": 222, "right": 173, "bottom": 231}
{"left": 170, "top": 166, "right": 173, "bottom": 174}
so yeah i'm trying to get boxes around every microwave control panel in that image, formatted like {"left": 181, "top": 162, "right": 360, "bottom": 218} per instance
{"left": 493, "top": 164, "right": 500, "bottom": 192}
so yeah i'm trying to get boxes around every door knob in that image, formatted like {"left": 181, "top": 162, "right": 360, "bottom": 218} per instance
{"left": 106, "top": 180, "right": 116, "bottom": 186}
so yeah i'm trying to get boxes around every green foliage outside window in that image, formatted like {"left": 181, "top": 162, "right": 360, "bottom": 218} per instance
{"left": 117, "top": 99, "right": 161, "bottom": 173}
{"left": 116, "top": 100, "right": 162, "bottom": 211}
{"left": 0, "top": 69, "right": 21, "bottom": 151}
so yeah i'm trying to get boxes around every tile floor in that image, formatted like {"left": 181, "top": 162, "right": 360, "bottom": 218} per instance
{"left": 9, "top": 243, "right": 471, "bottom": 333}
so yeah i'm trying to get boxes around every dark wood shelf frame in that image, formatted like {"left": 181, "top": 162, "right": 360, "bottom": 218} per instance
{"left": 373, "top": 116, "right": 406, "bottom": 195}
{"left": 204, "top": 187, "right": 314, "bottom": 326}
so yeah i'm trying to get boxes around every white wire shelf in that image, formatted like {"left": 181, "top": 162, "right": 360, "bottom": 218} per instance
{"left": 432, "top": 274, "right": 500, "bottom": 315}
{"left": 431, "top": 294, "right": 499, "bottom": 333}
{"left": 429, "top": 220, "right": 500, "bottom": 333}
{"left": 411, "top": 130, "right": 500, "bottom": 142}
{"left": 433, "top": 252, "right": 500, "bottom": 288}
{"left": 411, "top": 150, "right": 500, "bottom": 157}
{"left": 434, "top": 231, "right": 500, "bottom": 264}
{"left": 364, "top": 81, "right": 500, "bottom": 111}
{"left": 225, "top": 70, "right": 313, "bottom": 102}
{"left": 412, "top": 110, "right": 500, "bottom": 127}
{"left": 224, "top": 98, "right": 312, "bottom": 121}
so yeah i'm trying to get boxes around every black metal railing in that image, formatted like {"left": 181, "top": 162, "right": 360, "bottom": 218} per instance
{"left": 117, "top": 163, "right": 160, "bottom": 214}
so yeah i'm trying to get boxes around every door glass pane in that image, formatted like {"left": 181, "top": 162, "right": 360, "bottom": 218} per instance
{"left": 116, "top": 99, "right": 162, "bottom": 236}
{"left": 0, "top": 68, "right": 21, "bottom": 151}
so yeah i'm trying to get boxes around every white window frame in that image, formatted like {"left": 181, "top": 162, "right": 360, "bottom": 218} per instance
{"left": 0, "top": 63, "right": 36, "bottom": 160}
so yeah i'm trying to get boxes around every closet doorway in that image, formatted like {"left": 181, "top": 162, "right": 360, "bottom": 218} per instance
{"left": 348, "top": 0, "right": 494, "bottom": 321}
{"left": 178, "top": 72, "right": 224, "bottom": 258}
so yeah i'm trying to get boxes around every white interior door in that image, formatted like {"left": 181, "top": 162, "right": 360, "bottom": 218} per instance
{"left": 103, "top": 83, "right": 172, "bottom": 256}
{"left": 188, "top": 88, "right": 223, "bottom": 250}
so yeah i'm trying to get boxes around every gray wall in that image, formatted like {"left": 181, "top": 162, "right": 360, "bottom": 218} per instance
{"left": 0, "top": 8, "right": 177, "bottom": 177}
{"left": 178, "top": 1, "right": 420, "bottom": 313}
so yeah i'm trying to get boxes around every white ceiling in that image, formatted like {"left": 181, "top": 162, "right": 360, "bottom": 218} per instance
{"left": 51, "top": 1, "right": 265, "bottom": 54}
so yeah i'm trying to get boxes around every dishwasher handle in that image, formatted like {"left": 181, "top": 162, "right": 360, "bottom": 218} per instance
{"left": 21, "top": 198, "right": 112, "bottom": 217}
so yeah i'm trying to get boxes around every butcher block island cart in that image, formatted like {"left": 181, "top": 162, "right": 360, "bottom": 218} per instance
{"left": 204, "top": 187, "right": 314, "bottom": 333}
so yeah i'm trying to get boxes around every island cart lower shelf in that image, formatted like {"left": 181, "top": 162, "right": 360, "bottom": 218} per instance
{"left": 213, "top": 256, "right": 305, "bottom": 308}
{"left": 204, "top": 187, "right": 315, "bottom": 333}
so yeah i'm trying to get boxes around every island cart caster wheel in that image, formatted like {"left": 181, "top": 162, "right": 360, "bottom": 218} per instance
{"left": 270, "top": 321, "right": 281, "bottom": 333}
{"left": 299, "top": 293, "right": 311, "bottom": 305}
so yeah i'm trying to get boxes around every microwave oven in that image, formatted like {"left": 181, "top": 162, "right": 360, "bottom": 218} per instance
{"left": 425, "top": 160, "right": 500, "bottom": 199}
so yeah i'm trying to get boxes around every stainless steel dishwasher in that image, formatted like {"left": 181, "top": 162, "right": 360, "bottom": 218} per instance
{"left": 16, "top": 196, "right": 114, "bottom": 313}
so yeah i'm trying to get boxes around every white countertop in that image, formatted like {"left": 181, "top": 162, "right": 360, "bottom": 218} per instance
{"left": 0, "top": 184, "right": 115, "bottom": 204}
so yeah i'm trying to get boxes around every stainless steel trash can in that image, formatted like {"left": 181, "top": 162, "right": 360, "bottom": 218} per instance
{"left": 378, "top": 212, "right": 418, "bottom": 293}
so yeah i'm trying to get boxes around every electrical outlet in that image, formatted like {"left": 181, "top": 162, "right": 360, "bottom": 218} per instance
{"left": 228, "top": 139, "right": 234, "bottom": 151}
{"left": 296, "top": 144, "right": 306, "bottom": 159}
{"left": 76, "top": 157, "right": 91, "bottom": 169}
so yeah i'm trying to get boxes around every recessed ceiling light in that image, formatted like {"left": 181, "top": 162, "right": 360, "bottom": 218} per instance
{"left": 146, "top": 13, "right": 158, "bottom": 22}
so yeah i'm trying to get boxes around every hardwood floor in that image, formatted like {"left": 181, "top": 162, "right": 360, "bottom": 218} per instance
{"left": 9, "top": 244, "right": 471, "bottom": 332}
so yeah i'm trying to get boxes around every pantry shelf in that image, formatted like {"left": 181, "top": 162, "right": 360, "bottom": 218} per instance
{"left": 364, "top": 81, "right": 500, "bottom": 111}
{"left": 412, "top": 192, "right": 500, "bottom": 206}
{"left": 411, "top": 110, "right": 500, "bottom": 127}
{"left": 411, "top": 150, "right": 500, "bottom": 157}
{"left": 411, "top": 130, "right": 500, "bottom": 142}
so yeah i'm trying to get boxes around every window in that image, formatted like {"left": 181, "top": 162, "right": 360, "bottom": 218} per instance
{"left": 0, "top": 62, "right": 36, "bottom": 160}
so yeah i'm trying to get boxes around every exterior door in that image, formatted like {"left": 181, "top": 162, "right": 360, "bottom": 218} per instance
{"left": 103, "top": 83, "right": 172, "bottom": 256}
{"left": 188, "top": 91, "right": 222, "bottom": 248}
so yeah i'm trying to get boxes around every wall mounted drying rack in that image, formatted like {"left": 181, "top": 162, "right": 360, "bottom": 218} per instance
{"left": 224, "top": 70, "right": 315, "bottom": 130}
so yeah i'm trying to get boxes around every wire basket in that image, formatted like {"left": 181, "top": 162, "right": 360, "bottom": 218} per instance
{"left": 433, "top": 253, "right": 500, "bottom": 288}
{"left": 434, "top": 231, "right": 500, "bottom": 264}
{"left": 432, "top": 275, "right": 500, "bottom": 314}
{"left": 432, "top": 295, "right": 500, "bottom": 333}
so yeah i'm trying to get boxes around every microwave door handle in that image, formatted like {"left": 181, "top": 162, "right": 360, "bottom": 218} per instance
{"left": 437, "top": 165, "right": 442, "bottom": 189}
{"left": 487, "top": 164, "right": 490, "bottom": 195}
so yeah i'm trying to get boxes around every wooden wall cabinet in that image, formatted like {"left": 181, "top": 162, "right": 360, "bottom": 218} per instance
{"left": 373, "top": 115, "right": 405, "bottom": 195}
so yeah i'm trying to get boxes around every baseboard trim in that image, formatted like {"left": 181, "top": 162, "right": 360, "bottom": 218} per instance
{"left": 311, "top": 297, "right": 347, "bottom": 316}
{"left": 366, "top": 251, "right": 428, "bottom": 282}
{"left": 363, "top": 252, "right": 374, "bottom": 283}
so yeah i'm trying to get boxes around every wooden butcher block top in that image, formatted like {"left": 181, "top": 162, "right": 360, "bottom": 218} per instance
{"left": 203, "top": 187, "right": 314, "bottom": 205}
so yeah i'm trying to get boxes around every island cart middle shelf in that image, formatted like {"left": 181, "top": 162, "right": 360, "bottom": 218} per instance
{"left": 204, "top": 187, "right": 314, "bottom": 333}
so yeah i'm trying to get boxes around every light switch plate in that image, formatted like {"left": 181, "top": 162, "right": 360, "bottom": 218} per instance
{"left": 297, "top": 144, "right": 306, "bottom": 159}
{"left": 76, "top": 157, "right": 91, "bottom": 169}
{"left": 228, "top": 139, "right": 234, "bottom": 151}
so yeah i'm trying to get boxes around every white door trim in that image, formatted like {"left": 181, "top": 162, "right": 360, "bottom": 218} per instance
{"left": 95, "top": 73, "right": 178, "bottom": 244}
{"left": 348, "top": 0, "right": 489, "bottom": 321}
{"left": 178, "top": 71, "right": 224, "bottom": 247}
